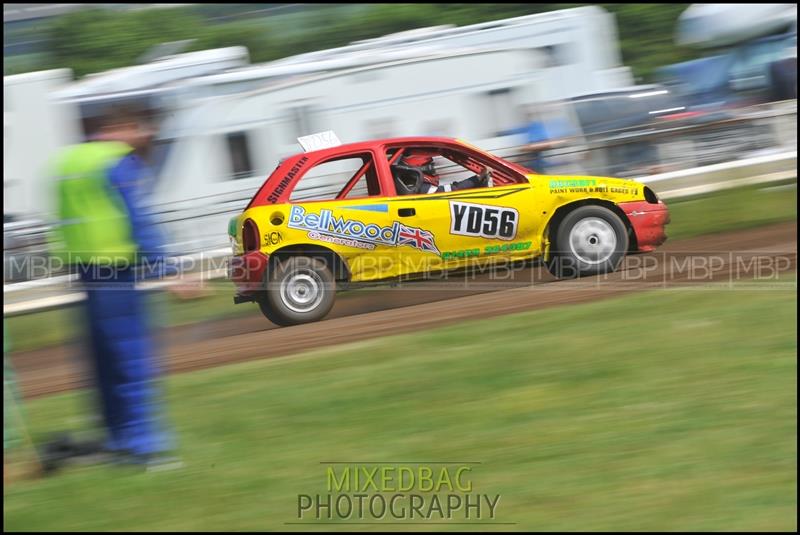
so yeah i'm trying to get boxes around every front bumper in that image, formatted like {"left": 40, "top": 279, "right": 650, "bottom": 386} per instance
{"left": 229, "top": 251, "right": 269, "bottom": 301}
{"left": 619, "top": 200, "right": 670, "bottom": 252}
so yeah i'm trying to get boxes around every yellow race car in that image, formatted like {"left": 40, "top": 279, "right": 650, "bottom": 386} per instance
{"left": 229, "top": 136, "right": 669, "bottom": 325}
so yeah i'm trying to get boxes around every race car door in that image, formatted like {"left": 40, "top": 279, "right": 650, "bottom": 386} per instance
{"left": 385, "top": 146, "right": 544, "bottom": 278}
{"left": 287, "top": 150, "right": 405, "bottom": 282}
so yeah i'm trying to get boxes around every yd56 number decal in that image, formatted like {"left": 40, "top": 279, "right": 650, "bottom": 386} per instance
{"left": 449, "top": 201, "right": 518, "bottom": 241}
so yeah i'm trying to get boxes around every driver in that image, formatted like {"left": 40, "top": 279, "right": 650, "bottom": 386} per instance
{"left": 393, "top": 155, "right": 491, "bottom": 195}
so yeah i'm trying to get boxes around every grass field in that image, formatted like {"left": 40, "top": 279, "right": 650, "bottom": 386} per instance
{"left": 4, "top": 278, "right": 797, "bottom": 531}
{"left": 5, "top": 288, "right": 247, "bottom": 352}
{"left": 664, "top": 181, "right": 797, "bottom": 240}
{"left": 5, "top": 181, "right": 798, "bottom": 353}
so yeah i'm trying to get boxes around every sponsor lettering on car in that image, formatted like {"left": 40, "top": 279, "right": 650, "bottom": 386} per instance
{"left": 442, "top": 241, "right": 532, "bottom": 260}
{"left": 268, "top": 156, "right": 309, "bottom": 203}
{"left": 288, "top": 206, "right": 440, "bottom": 255}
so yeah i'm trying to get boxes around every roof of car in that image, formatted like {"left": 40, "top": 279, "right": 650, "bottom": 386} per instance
{"left": 286, "top": 136, "right": 466, "bottom": 160}
{"left": 248, "top": 135, "right": 531, "bottom": 208}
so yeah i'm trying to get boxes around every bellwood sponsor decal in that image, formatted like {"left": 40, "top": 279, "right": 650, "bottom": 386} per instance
{"left": 288, "top": 206, "right": 440, "bottom": 255}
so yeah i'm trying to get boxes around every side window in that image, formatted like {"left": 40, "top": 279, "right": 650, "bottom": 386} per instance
{"left": 431, "top": 154, "right": 475, "bottom": 185}
{"left": 435, "top": 152, "right": 500, "bottom": 188}
{"left": 289, "top": 153, "right": 379, "bottom": 202}
{"left": 226, "top": 131, "right": 254, "bottom": 180}
{"left": 343, "top": 178, "right": 371, "bottom": 199}
{"left": 388, "top": 146, "right": 526, "bottom": 191}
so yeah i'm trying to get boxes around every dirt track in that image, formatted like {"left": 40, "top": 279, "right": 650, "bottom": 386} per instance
{"left": 11, "top": 222, "right": 797, "bottom": 399}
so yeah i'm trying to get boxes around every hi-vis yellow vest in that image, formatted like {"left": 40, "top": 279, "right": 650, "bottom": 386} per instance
{"left": 52, "top": 142, "right": 138, "bottom": 265}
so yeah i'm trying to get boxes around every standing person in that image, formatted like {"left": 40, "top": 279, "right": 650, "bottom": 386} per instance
{"left": 508, "top": 102, "right": 586, "bottom": 175}
{"left": 50, "top": 105, "right": 180, "bottom": 470}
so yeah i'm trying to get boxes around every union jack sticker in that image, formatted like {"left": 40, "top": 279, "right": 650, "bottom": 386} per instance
{"left": 397, "top": 224, "right": 440, "bottom": 256}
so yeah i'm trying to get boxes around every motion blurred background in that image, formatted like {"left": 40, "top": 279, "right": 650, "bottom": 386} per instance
{"left": 3, "top": 3, "right": 797, "bottom": 531}
{"left": 3, "top": 3, "right": 797, "bottom": 268}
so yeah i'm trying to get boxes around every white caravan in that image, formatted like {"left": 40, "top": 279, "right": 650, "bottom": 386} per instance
{"left": 150, "top": 48, "right": 548, "bottom": 251}
{"left": 187, "top": 5, "right": 632, "bottom": 102}
{"left": 4, "top": 5, "right": 635, "bottom": 249}
{"left": 4, "top": 69, "right": 82, "bottom": 219}
{"left": 3, "top": 48, "right": 251, "bottom": 221}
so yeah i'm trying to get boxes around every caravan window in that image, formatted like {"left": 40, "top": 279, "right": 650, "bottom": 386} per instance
{"left": 289, "top": 153, "right": 380, "bottom": 202}
{"left": 290, "top": 104, "right": 317, "bottom": 141}
{"left": 541, "top": 43, "right": 573, "bottom": 67}
{"left": 226, "top": 131, "right": 254, "bottom": 180}
{"left": 485, "top": 88, "right": 517, "bottom": 137}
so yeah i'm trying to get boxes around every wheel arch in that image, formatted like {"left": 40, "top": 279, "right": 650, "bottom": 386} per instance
{"left": 543, "top": 199, "right": 637, "bottom": 258}
{"left": 268, "top": 243, "right": 351, "bottom": 282}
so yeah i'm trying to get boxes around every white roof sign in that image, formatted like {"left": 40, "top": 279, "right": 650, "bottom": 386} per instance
{"left": 297, "top": 131, "right": 342, "bottom": 152}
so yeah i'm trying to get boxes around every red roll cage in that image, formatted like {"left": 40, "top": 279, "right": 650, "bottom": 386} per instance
{"left": 247, "top": 136, "right": 532, "bottom": 208}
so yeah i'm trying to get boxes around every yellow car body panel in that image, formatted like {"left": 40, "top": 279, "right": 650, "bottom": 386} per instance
{"left": 234, "top": 174, "right": 646, "bottom": 283}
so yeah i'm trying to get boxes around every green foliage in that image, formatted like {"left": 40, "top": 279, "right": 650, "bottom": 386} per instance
{"left": 188, "top": 20, "right": 276, "bottom": 62}
{"left": 22, "top": 4, "right": 697, "bottom": 81}
{"left": 603, "top": 3, "right": 697, "bottom": 81}
{"left": 44, "top": 7, "right": 206, "bottom": 76}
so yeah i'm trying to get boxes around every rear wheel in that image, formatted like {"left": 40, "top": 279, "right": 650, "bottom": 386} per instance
{"left": 257, "top": 256, "right": 336, "bottom": 326}
{"left": 546, "top": 205, "right": 628, "bottom": 279}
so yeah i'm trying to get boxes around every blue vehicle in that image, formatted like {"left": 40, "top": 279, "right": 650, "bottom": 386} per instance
{"left": 657, "top": 31, "right": 797, "bottom": 110}
{"left": 659, "top": 4, "right": 797, "bottom": 110}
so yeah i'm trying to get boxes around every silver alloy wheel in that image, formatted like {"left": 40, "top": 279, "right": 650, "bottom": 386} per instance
{"left": 568, "top": 217, "right": 618, "bottom": 265}
{"left": 279, "top": 270, "right": 325, "bottom": 313}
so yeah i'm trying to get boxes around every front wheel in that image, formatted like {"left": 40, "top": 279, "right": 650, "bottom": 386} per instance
{"left": 546, "top": 205, "right": 629, "bottom": 279}
{"left": 257, "top": 256, "right": 336, "bottom": 326}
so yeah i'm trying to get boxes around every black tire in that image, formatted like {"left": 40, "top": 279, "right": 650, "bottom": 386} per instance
{"left": 257, "top": 256, "right": 336, "bottom": 326}
{"left": 546, "top": 205, "right": 629, "bottom": 279}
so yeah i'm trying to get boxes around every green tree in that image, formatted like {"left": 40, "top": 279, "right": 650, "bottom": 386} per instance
{"left": 44, "top": 7, "right": 206, "bottom": 76}
{"left": 28, "top": 4, "right": 696, "bottom": 82}
{"left": 603, "top": 3, "right": 694, "bottom": 81}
